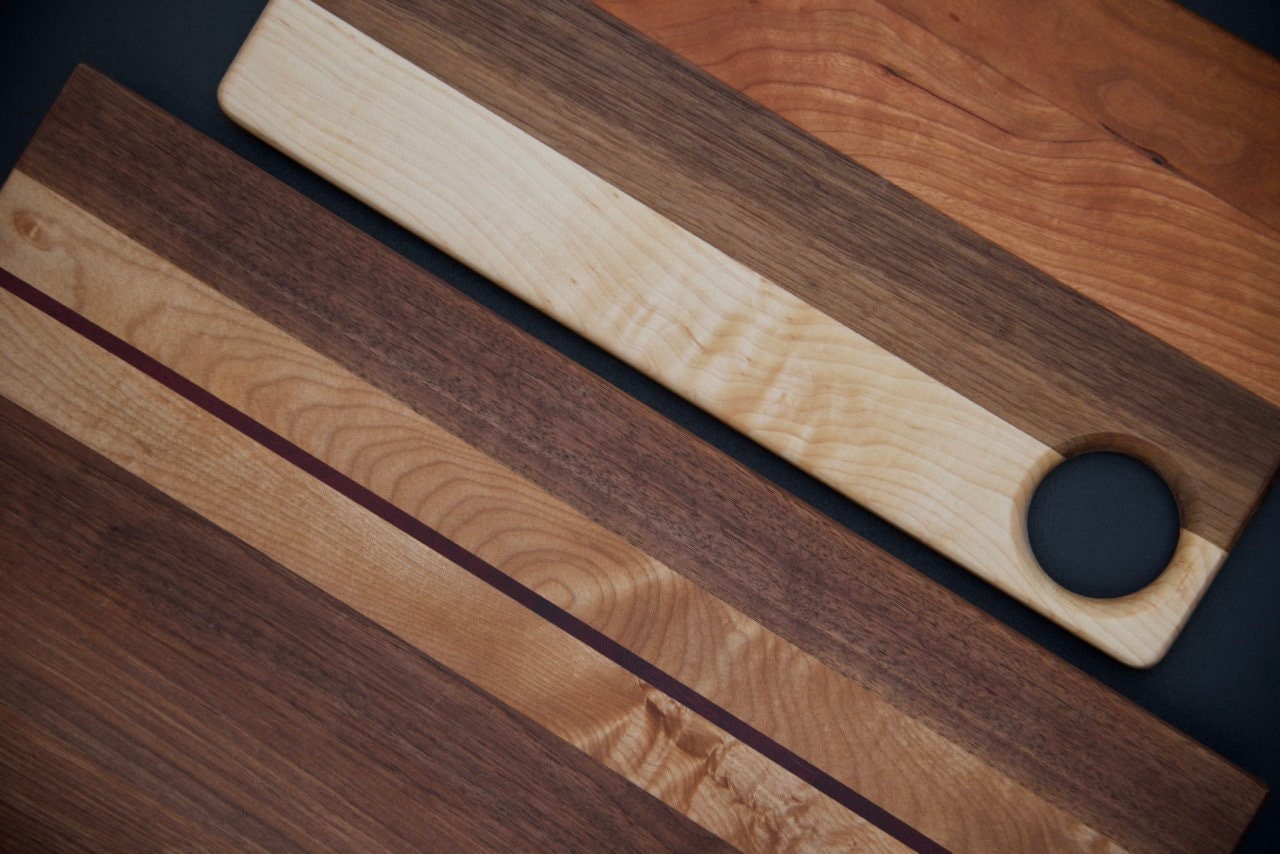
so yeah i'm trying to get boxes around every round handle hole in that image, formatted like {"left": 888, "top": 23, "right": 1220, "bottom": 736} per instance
{"left": 1027, "top": 451, "right": 1179, "bottom": 599}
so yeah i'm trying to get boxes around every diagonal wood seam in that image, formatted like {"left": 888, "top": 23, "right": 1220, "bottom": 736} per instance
{"left": 0, "top": 171, "right": 1124, "bottom": 851}
{"left": 0, "top": 393, "right": 744, "bottom": 852}
{"left": 217, "top": 0, "right": 1223, "bottom": 666}
{"left": 0, "top": 237, "right": 897, "bottom": 851}
{"left": 589, "top": 0, "right": 1280, "bottom": 408}
{"left": 0, "top": 275, "right": 909, "bottom": 852}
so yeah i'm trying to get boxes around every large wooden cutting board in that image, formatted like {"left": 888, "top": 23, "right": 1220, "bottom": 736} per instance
{"left": 1, "top": 66, "right": 1266, "bottom": 852}
{"left": 593, "top": 0, "right": 1280, "bottom": 407}
{"left": 217, "top": 0, "right": 1280, "bottom": 665}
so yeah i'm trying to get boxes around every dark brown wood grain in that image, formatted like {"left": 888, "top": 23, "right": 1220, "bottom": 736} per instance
{"left": 295, "top": 0, "right": 1280, "bottom": 553}
{"left": 15, "top": 66, "right": 1264, "bottom": 853}
{"left": 0, "top": 396, "right": 728, "bottom": 852}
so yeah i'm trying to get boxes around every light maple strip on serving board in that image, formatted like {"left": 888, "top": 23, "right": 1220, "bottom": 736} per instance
{"left": 7, "top": 67, "right": 1265, "bottom": 853}
{"left": 2, "top": 167, "right": 1119, "bottom": 853}
{"left": 592, "top": 0, "right": 1280, "bottom": 408}
{"left": 876, "top": 0, "right": 1280, "bottom": 234}
{"left": 214, "top": 0, "right": 1278, "bottom": 665}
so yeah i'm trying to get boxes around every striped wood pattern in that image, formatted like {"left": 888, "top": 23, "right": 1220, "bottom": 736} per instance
{"left": 592, "top": 0, "right": 1280, "bottom": 408}
{"left": 0, "top": 273, "right": 895, "bottom": 852}
{"left": 218, "top": 0, "right": 1280, "bottom": 664}
{"left": 0, "top": 170, "right": 1008, "bottom": 850}
{"left": 1, "top": 68, "right": 1266, "bottom": 851}
{"left": 877, "top": 0, "right": 1280, "bottom": 232}
{"left": 0, "top": 397, "right": 728, "bottom": 853}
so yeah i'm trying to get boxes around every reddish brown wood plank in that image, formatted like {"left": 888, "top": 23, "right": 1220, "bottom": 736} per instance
{"left": 11, "top": 66, "right": 1264, "bottom": 852}
{"left": 878, "top": 0, "right": 1280, "bottom": 232}
{"left": 0, "top": 396, "right": 729, "bottom": 852}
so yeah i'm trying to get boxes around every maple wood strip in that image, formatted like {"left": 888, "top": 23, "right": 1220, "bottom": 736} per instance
{"left": 244, "top": 0, "right": 1280, "bottom": 561}
{"left": 878, "top": 0, "right": 1280, "bottom": 233}
{"left": 592, "top": 0, "right": 1280, "bottom": 409}
{"left": 0, "top": 280, "right": 895, "bottom": 853}
{"left": 1, "top": 171, "right": 1139, "bottom": 851}
{"left": 0, "top": 399, "right": 728, "bottom": 853}
{"left": 217, "top": 0, "right": 1241, "bottom": 665}
{"left": 12, "top": 68, "right": 1265, "bottom": 852}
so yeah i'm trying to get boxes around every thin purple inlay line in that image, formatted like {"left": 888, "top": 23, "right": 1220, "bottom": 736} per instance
{"left": 1, "top": 265, "right": 945, "bottom": 853}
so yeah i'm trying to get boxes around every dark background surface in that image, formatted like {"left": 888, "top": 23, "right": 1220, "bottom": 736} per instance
{"left": 2, "top": 1, "right": 1277, "bottom": 849}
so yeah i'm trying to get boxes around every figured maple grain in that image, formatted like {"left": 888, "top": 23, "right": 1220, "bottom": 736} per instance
{"left": 9, "top": 67, "right": 1266, "bottom": 852}
{"left": 878, "top": 0, "right": 1280, "bottom": 233}
{"left": 1, "top": 170, "right": 1131, "bottom": 851}
{"left": 592, "top": 0, "right": 1280, "bottom": 408}
{"left": 217, "top": 0, "right": 1262, "bottom": 665}
{"left": 0, "top": 279, "right": 895, "bottom": 852}
{"left": 0, "top": 399, "right": 728, "bottom": 853}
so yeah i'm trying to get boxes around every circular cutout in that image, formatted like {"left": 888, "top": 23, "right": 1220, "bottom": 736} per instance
{"left": 1027, "top": 452, "right": 1179, "bottom": 599}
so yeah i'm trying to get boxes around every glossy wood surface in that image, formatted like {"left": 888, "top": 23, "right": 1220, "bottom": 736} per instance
{"left": 593, "top": 0, "right": 1280, "bottom": 408}
{"left": 1, "top": 68, "right": 1266, "bottom": 851}
{"left": 218, "top": 0, "right": 1280, "bottom": 663}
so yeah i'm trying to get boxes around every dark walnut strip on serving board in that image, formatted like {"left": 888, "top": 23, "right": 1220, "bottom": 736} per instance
{"left": 218, "top": 0, "right": 1280, "bottom": 666}
{"left": 0, "top": 67, "right": 1265, "bottom": 851}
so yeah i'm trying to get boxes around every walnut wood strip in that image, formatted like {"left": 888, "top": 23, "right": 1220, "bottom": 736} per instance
{"left": 592, "top": 0, "right": 1280, "bottom": 408}
{"left": 0, "top": 277, "right": 896, "bottom": 853}
{"left": 215, "top": 0, "right": 1274, "bottom": 663}
{"left": 0, "top": 398, "right": 729, "bottom": 853}
{"left": 2, "top": 171, "right": 1131, "bottom": 851}
{"left": 877, "top": 0, "right": 1280, "bottom": 233}
{"left": 7, "top": 67, "right": 1265, "bottom": 851}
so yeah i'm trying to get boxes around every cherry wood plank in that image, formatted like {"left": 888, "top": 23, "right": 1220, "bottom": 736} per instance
{"left": 0, "top": 397, "right": 728, "bottom": 852}
{"left": 5, "top": 67, "right": 1262, "bottom": 851}
{"left": 217, "top": 0, "right": 1280, "bottom": 663}
{"left": 592, "top": 0, "right": 1280, "bottom": 408}
{"left": 877, "top": 0, "right": 1280, "bottom": 233}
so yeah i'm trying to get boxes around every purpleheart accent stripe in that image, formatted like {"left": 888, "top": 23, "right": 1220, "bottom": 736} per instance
{"left": 0, "top": 264, "right": 945, "bottom": 853}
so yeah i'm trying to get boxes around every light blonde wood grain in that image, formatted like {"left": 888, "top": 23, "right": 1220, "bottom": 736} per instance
{"left": 876, "top": 0, "right": 1280, "bottom": 233}
{"left": 0, "top": 226, "right": 898, "bottom": 854}
{"left": 593, "top": 0, "right": 1280, "bottom": 409}
{"left": 217, "top": 0, "right": 1227, "bottom": 666}
{"left": 0, "top": 170, "right": 1131, "bottom": 851}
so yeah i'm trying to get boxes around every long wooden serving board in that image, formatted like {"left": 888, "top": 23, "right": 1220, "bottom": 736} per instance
{"left": 593, "top": 0, "right": 1280, "bottom": 408}
{"left": 1, "top": 67, "right": 1266, "bottom": 852}
{"left": 217, "top": 0, "right": 1280, "bottom": 665}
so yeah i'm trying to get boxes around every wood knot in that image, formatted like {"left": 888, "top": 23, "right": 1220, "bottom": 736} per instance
{"left": 11, "top": 209, "right": 53, "bottom": 250}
